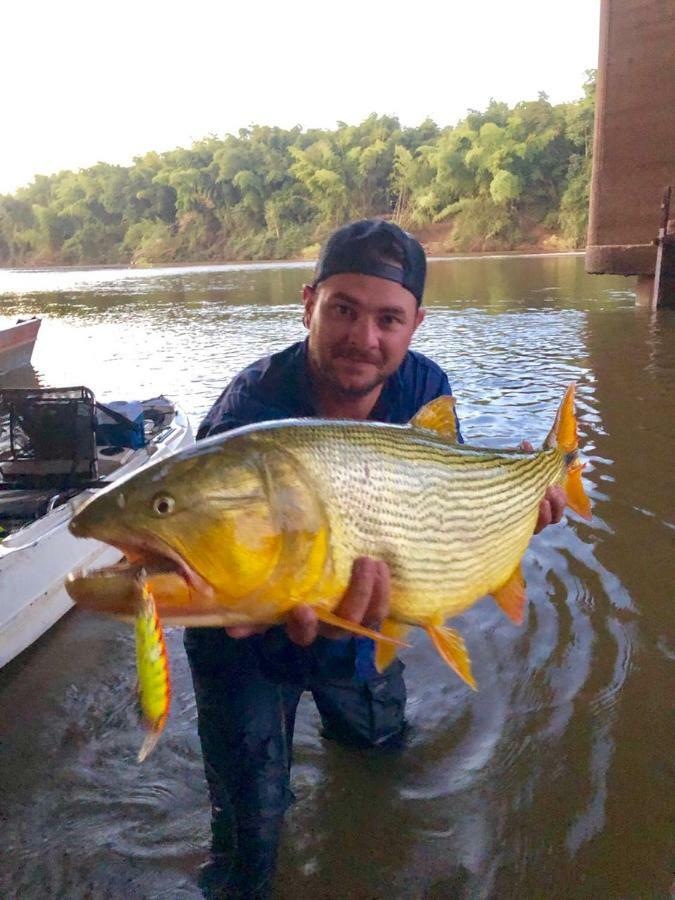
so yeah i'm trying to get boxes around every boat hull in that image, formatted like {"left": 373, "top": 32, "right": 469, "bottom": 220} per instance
{"left": 0, "top": 404, "right": 193, "bottom": 667}
{"left": 0, "top": 319, "right": 41, "bottom": 375}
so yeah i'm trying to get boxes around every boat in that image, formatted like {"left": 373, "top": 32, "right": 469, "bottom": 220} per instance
{"left": 0, "top": 387, "right": 194, "bottom": 667}
{"left": 0, "top": 318, "right": 41, "bottom": 375}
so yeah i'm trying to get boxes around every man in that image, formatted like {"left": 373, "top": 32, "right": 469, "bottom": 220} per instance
{"left": 185, "top": 219, "right": 565, "bottom": 898}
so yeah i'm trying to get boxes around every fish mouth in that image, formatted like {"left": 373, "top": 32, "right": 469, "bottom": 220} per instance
{"left": 66, "top": 531, "right": 215, "bottom": 614}
{"left": 105, "top": 531, "right": 213, "bottom": 597}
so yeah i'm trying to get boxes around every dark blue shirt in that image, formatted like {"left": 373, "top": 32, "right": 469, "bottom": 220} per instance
{"left": 198, "top": 339, "right": 460, "bottom": 438}
{"left": 197, "top": 338, "right": 461, "bottom": 679}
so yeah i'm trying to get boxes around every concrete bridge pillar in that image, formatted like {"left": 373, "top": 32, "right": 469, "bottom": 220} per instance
{"left": 585, "top": 0, "right": 675, "bottom": 307}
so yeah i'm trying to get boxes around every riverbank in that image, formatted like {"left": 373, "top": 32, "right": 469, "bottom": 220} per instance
{"left": 0, "top": 246, "right": 584, "bottom": 276}
{"left": 414, "top": 221, "right": 580, "bottom": 256}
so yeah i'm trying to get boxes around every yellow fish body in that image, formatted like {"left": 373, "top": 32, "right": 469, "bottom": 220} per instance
{"left": 67, "top": 385, "right": 590, "bottom": 750}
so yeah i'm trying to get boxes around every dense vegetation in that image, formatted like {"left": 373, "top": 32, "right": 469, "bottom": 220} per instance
{"left": 0, "top": 73, "right": 595, "bottom": 267}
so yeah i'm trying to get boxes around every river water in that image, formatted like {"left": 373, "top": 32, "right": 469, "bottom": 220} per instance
{"left": 0, "top": 254, "right": 673, "bottom": 899}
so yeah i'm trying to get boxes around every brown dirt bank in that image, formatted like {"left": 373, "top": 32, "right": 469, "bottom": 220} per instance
{"left": 412, "top": 222, "right": 581, "bottom": 257}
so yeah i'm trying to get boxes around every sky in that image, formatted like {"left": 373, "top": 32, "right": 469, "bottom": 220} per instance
{"left": 1, "top": 0, "right": 600, "bottom": 196}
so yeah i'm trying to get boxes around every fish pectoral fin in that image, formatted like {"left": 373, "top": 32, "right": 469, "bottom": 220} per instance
{"left": 409, "top": 395, "right": 458, "bottom": 441}
{"left": 375, "top": 620, "right": 411, "bottom": 672}
{"left": 314, "top": 609, "right": 411, "bottom": 647}
{"left": 565, "top": 463, "right": 592, "bottom": 520}
{"left": 135, "top": 582, "right": 171, "bottom": 762}
{"left": 426, "top": 624, "right": 477, "bottom": 690}
{"left": 491, "top": 563, "right": 527, "bottom": 625}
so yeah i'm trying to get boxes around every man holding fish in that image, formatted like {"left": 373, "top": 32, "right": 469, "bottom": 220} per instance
{"left": 66, "top": 219, "right": 584, "bottom": 899}
{"left": 183, "top": 220, "right": 567, "bottom": 898}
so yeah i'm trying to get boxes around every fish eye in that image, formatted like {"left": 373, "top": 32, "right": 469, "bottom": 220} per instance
{"left": 152, "top": 494, "right": 176, "bottom": 516}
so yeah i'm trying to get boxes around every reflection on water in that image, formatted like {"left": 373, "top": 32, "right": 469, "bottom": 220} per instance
{"left": 1, "top": 256, "right": 673, "bottom": 899}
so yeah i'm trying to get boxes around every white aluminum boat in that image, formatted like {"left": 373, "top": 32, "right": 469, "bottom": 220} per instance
{"left": 0, "top": 318, "right": 41, "bottom": 374}
{"left": 0, "top": 393, "right": 193, "bottom": 667}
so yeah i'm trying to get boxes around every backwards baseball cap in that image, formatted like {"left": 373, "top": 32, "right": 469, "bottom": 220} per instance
{"left": 312, "top": 219, "right": 427, "bottom": 305}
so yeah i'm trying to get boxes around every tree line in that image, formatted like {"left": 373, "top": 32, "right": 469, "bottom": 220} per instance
{"left": 0, "top": 73, "right": 595, "bottom": 267}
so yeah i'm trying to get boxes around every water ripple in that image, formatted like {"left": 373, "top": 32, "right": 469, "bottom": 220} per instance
{"left": 1, "top": 256, "right": 672, "bottom": 898}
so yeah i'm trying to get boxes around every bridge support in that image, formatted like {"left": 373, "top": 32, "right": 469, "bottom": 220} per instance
{"left": 585, "top": 0, "right": 675, "bottom": 308}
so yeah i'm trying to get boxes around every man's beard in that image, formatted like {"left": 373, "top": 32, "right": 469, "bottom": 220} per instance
{"left": 320, "top": 353, "right": 388, "bottom": 398}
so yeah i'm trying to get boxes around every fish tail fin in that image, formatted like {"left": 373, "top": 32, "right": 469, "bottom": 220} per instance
{"left": 426, "top": 625, "right": 477, "bottom": 690}
{"left": 565, "top": 462, "right": 592, "bottom": 520}
{"left": 545, "top": 384, "right": 592, "bottom": 521}
{"left": 135, "top": 582, "right": 171, "bottom": 762}
{"left": 545, "top": 384, "right": 578, "bottom": 454}
{"left": 374, "top": 620, "right": 411, "bottom": 672}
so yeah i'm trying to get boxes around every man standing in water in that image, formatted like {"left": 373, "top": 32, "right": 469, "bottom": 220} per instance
{"left": 185, "top": 219, "right": 565, "bottom": 898}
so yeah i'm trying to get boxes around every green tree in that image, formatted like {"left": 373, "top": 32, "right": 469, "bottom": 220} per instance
{"left": 0, "top": 77, "right": 595, "bottom": 264}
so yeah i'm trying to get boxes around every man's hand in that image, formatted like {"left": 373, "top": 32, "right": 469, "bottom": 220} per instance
{"left": 226, "top": 557, "right": 391, "bottom": 647}
{"left": 520, "top": 440, "right": 567, "bottom": 533}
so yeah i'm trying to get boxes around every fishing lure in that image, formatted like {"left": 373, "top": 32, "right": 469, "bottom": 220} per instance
{"left": 134, "top": 577, "right": 171, "bottom": 762}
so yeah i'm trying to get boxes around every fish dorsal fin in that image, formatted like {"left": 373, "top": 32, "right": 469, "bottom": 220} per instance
{"left": 410, "top": 396, "right": 458, "bottom": 441}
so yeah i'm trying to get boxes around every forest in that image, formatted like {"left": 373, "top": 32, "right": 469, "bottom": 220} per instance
{"left": 0, "top": 73, "right": 595, "bottom": 267}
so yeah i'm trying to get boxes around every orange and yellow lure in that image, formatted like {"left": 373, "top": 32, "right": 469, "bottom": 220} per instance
{"left": 135, "top": 579, "right": 171, "bottom": 762}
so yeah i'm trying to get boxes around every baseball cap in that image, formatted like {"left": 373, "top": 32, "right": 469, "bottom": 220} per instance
{"left": 312, "top": 219, "right": 427, "bottom": 305}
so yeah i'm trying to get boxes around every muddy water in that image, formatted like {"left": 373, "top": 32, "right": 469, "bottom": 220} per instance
{"left": 0, "top": 255, "right": 673, "bottom": 898}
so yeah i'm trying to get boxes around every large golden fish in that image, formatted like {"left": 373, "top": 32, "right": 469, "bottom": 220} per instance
{"left": 67, "top": 386, "right": 590, "bottom": 754}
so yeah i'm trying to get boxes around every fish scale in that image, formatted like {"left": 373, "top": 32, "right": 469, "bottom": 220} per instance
{"left": 278, "top": 424, "right": 566, "bottom": 619}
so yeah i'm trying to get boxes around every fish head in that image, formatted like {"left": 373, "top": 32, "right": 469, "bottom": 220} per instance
{"left": 67, "top": 434, "right": 311, "bottom": 618}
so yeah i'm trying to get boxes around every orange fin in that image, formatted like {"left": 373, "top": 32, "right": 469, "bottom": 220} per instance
{"left": 565, "top": 463, "right": 592, "bottom": 520}
{"left": 492, "top": 563, "right": 527, "bottom": 624}
{"left": 543, "top": 385, "right": 592, "bottom": 519}
{"left": 544, "top": 384, "right": 578, "bottom": 453}
{"left": 410, "top": 395, "right": 458, "bottom": 441}
{"left": 314, "top": 608, "right": 411, "bottom": 647}
{"left": 426, "top": 625, "right": 477, "bottom": 690}
{"left": 375, "top": 620, "right": 411, "bottom": 672}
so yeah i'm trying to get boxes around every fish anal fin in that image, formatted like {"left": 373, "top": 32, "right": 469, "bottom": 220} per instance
{"left": 375, "top": 620, "right": 411, "bottom": 672}
{"left": 492, "top": 563, "right": 527, "bottom": 625}
{"left": 410, "top": 396, "right": 458, "bottom": 441}
{"left": 314, "top": 608, "right": 410, "bottom": 647}
{"left": 426, "top": 625, "right": 477, "bottom": 690}
{"left": 565, "top": 463, "right": 592, "bottom": 520}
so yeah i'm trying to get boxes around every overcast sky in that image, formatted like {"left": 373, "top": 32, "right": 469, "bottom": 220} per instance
{"left": 2, "top": 0, "right": 600, "bottom": 195}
